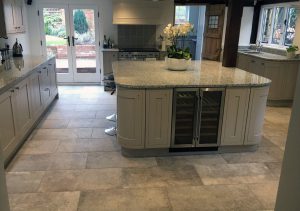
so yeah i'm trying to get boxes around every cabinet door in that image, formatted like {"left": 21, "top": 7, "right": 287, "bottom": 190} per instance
{"left": 221, "top": 88, "right": 250, "bottom": 146}
{"left": 245, "top": 87, "right": 269, "bottom": 145}
{"left": 39, "top": 66, "right": 51, "bottom": 106}
{"left": 12, "top": 78, "right": 32, "bottom": 135}
{"left": 0, "top": 0, "right": 7, "bottom": 38}
{"left": 28, "top": 71, "right": 43, "bottom": 120}
{"left": 3, "top": 0, "right": 15, "bottom": 33}
{"left": 248, "top": 58, "right": 265, "bottom": 76}
{"left": 13, "top": 0, "right": 25, "bottom": 33}
{"left": 48, "top": 59, "right": 58, "bottom": 97}
{"left": 117, "top": 88, "right": 145, "bottom": 149}
{"left": 145, "top": 90, "right": 172, "bottom": 148}
{"left": 103, "top": 52, "right": 118, "bottom": 75}
{"left": 0, "top": 91, "right": 17, "bottom": 157}
{"left": 237, "top": 54, "right": 249, "bottom": 70}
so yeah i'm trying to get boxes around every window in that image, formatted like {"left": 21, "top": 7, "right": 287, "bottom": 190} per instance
{"left": 208, "top": 16, "right": 219, "bottom": 29}
{"left": 259, "top": 5, "right": 297, "bottom": 46}
{"left": 175, "top": 6, "right": 190, "bottom": 25}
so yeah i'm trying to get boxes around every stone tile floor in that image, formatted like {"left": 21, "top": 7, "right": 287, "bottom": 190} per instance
{"left": 5, "top": 86, "right": 290, "bottom": 211}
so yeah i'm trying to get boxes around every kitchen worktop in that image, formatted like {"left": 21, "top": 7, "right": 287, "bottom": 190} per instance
{"left": 113, "top": 60, "right": 271, "bottom": 88}
{"left": 238, "top": 51, "right": 300, "bottom": 62}
{"left": 0, "top": 55, "right": 54, "bottom": 94}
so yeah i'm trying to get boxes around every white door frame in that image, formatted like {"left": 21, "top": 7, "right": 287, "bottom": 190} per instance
{"left": 38, "top": 3, "right": 101, "bottom": 83}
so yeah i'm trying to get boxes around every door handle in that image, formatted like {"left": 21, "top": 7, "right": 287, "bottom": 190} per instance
{"left": 72, "top": 36, "right": 78, "bottom": 46}
{"left": 64, "top": 36, "right": 70, "bottom": 46}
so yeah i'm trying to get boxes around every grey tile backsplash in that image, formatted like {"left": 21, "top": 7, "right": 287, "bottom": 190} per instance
{"left": 118, "top": 25, "right": 156, "bottom": 48}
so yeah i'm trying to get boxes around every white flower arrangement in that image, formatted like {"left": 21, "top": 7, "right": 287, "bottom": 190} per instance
{"left": 163, "top": 23, "right": 194, "bottom": 60}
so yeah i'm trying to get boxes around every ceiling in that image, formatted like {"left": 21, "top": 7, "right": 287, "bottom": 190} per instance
{"left": 174, "top": 0, "right": 299, "bottom": 6}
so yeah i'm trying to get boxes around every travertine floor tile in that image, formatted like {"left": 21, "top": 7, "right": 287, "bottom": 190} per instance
{"left": 195, "top": 163, "right": 277, "bottom": 185}
{"left": 96, "top": 110, "right": 117, "bottom": 119}
{"left": 91, "top": 128, "right": 112, "bottom": 138}
{"left": 9, "top": 191, "right": 80, "bottom": 211}
{"left": 46, "top": 111, "right": 97, "bottom": 120}
{"left": 38, "top": 168, "right": 123, "bottom": 192}
{"left": 31, "top": 128, "right": 93, "bottom": 139}
{"left": 6, "top": 171, "right": 45, "bottom": 193}
{"left": 122, "top": 165, "right": 202, "bottom": 188}
{"left": 167, "top": 184, "right": 264, "bottom": 211}
{"left": 68, "top": 119, "right": 114, "bottom": 128}
{"left": 86, "top": 151, "right": 157, "bottom": 168}
{"left": 78, "top": 188, "right": 171, "bottom": 211}
{"left": 49, "top": 153, "right": 87, "bottom": 170}
{"left": 265, "top": 162, "right": 282, "bottom": 178}
{"left": 19, "top": 140, "right": 60, "bottom": 155}
{"left": 57, "top": 138, "right": 120, "bottom": 153}
{"left": 248, "top": 182, "right": 279, "bottom": 210}
{"left": 7, "top": 154, "right": 54, "bottom": 172}
{"left": 221, "top": 151, "right": 281, "bottom": 164}
{"left": 37, "top": 119, "right": 69, "bottom": 129}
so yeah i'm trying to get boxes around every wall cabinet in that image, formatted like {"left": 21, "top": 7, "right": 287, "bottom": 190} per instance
{"left": 3, "top": 0, "right": 25, "bottom": 34}
{"left": 0, "top": 0, "right": 7, "bottom": 38}
{"left": 103, "top": 51, "right": 118, "bottom": 75}
{"left": 117, "top": 89, "right": 145, "bottom": 149}
{"left": 221, "top": 88, "right": 250, "bottom": 146}
{"left": 146, "top": 90, "right": 172, "bottom": 148}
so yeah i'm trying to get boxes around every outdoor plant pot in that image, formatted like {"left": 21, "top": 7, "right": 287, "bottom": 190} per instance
{"left": 166, "top": 57, "right": 191, "bottom": 71}
{"left": 286, "top": 51, "right": 296, "bottom": 59}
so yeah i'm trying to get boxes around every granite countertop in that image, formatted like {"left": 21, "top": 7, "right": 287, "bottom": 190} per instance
{"left": 0, "top": 55, "right": 54, "bottom": 94}
{"left": 238, "top": 51, "right": 300, "bottom": 62}
{"left": 113, "top": 60, "right": 271, "bottom": 88}
{"left": 101, "top": 48, "right": 119, "bottom": 52}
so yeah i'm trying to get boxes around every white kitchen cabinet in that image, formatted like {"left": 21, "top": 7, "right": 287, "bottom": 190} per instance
{"left": 245, "top": 86, "right": 269, "bottom": 145}
{"left": 117, "top": 88, "right": 145, "bottom": 149}
{"left": 39, "top": 65, "right": 51, "bottom": 106}
{"left": 48, "top": 59, "right": 58, "bottom": 97}
{"left": 28, "top": 71, "right": 43, "bottom": 120}
{"left": 103, "top": 51, "right": 118, "bottom": 75}
{"left": 146, "top": 90, "right": 172, "bottom": 148}
{"left": 3, "top": 0, "right": 25, "bottom": 34}
{"left": 0, "top": 90, "right": 17, "bottom": 158}
{"left": 221, "top": 88, "right": 250, "bottom": 146}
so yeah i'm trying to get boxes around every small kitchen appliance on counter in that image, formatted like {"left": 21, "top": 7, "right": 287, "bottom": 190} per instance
{"left": 12, "top": 39, "right": 23, "bottom": 57}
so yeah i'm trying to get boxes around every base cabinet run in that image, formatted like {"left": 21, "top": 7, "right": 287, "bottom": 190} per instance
{"left": 221, "top": 87, "right": 269, "bottom": 146}
{"left": 0, "top": 58, "right": 58, "bottom": 163}
{"left": 117, "top": 88, "right": 172, "bottom": 149}
{"left": 118, "top": 86, "right": 269, "bottom": 150}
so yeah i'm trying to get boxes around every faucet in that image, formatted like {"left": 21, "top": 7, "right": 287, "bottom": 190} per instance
{"left": 255, "top": 40, "right": 263, "bottom": 53}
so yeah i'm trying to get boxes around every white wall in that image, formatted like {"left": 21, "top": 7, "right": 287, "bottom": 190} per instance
{"left": 156, "top": 0, "right": 174, "bottom": 46}
{"left": 239, "top": 7, "right": 254, "bottom": 46}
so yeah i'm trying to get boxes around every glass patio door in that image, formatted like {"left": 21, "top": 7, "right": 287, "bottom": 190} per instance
{"left": 39, "top": 4, "right": 101, "bottom": 83}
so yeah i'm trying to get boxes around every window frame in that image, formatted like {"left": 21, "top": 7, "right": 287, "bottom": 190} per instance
{"left": 174, "top": 6, "right": 190, "bottom": 25}
{"left": 258, "top": 3, "right": 297, "bottom": 47}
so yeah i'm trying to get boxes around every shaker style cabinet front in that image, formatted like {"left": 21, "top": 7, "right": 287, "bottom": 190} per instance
{"left": 3, "top": 0, "right": 25, "bottom": 34}
{"left": 245, "top": 86, "right": 269, "bottom": 145}
{"left": 0, "top": 91, "right": 17, "bottom": 159}
{"left": 145, "top": 90, "right": 172, "bottom": 148}
{"left": 117, "top": 89, "right": 145, "bottom": 149}
{"left": 28, "top": 71, "right": 43, "bottom": 120}
{"left": 103, "top": 51, "right": 118, "bottom": 75}
{"left": 221, "top": 88, "right": 250, "bottom": 146}
{"left": 39, "top": 65, "right": 52, "bottom": 106}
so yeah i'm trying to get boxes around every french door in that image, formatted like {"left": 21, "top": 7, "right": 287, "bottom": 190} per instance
{"left": 39, "top": 4, "right": 101, "bottom": 83}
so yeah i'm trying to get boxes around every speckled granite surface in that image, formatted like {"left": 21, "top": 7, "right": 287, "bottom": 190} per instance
{"left": 113, "top": 60, "right": 271, "bottom": 88}
{"left": 238, "top": 51, "right": 300, "bottom": 62}
{"left": 0, "top": 56, "right": 54, "bottom": 94}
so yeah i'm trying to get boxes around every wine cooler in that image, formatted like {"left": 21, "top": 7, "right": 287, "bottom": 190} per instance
{"left": 171, "top": 88, "right": 225, "bottom": 148}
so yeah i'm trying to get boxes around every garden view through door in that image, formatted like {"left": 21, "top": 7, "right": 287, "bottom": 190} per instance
{"left": 40, "top": 4, "right": 100, "bottom": 83}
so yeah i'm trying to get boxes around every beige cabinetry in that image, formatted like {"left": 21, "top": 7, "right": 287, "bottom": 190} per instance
{"left": 221, "top": 88, "right": 250, "bottom": 146}
{"left": 0, "top": 58, "right": 58, "bottom": 163}
{"left": 117, "top": 88, "right": 173, "bottom": 149}
{"left": 221, "top": 86, "right": 269, "bottom": 146}
{"left": 0, "top": 91, "right": 17, "bottom": 159}
{"left": 48, "top": 60, "right": 58, "bottom": 96}
{"left": 103, "top": 51, "right": 118, "bottom": 75}
{"left": 0, "top": 0, "right": 7, "bottom": 38}
{"left": 145, "top": 90, "right": 172, "bottom": 148}
{"left": 3, "top": 0, "right": 25, "bottom": 34}
{"left": 113, "top": 0, "right": 163, "bottom": 25}
{"left": 117, "top": 88, "right": 145, "bottom": 149}
{"left": 237, "top": 53, "right": 299, "bottom": 104}
{"left": 245, "top": 86, "right": 269, "bottom": 145}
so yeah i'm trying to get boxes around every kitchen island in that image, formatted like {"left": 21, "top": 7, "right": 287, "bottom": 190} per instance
{"left": 113, "top": 60, "right": 271, "bottom": 156}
